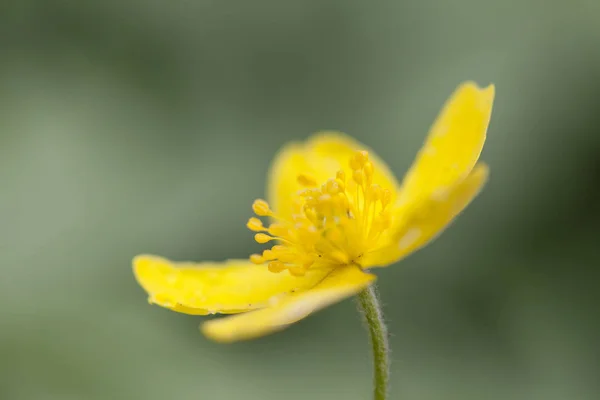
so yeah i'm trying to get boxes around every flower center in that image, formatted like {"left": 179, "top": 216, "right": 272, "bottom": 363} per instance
{"left": 248, "top": 150, "right": 393, "bottom": 276}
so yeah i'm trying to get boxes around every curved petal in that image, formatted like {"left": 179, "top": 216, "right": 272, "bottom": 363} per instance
{"left": 133, "top": 255, "right": 334, "bottom": 315}
{"left": 397, "top": 82, "right": 494, "bottom": 207}
{"left": 201, "top": 265, "right": 375, "bottom": 342}
{"left": 361, "top": 163, "right": 489, "bottom": 268}
{"left": 268, "top": 132, "right": 401, "bottom": 220}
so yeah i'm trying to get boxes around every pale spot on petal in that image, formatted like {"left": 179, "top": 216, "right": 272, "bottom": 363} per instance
{"left": 435, "top": 125, "right": 448, "bottom": 137}
{"left": 268, "top": 293, "right": 286, "bottom": 306}
{"left": 280, "top": 300, "right": 313, "bottom": 324}
{"left": 424, "top": 146, "right": 437, "bottom": 156}
{"left": 431, "top": 187, "right": 449, "bottom": 202}
{"left": 194, "top": 290, "right": 206, "bottom": 302}
{"left": 398, "top": 228, "right": 421, "bottom": 250}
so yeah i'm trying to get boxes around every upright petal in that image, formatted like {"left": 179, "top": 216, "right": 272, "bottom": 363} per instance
{"left": 397, "top": 82, "right": 494, "bottom": 207}
{"left": 201, "top": 265, "right": 375, "bottom": 342}
{"left": 361, "top": 164, "right": 489, "bottom": 268}
{"left": 268, "top": 132, "right": 400, "bottom": 220}
{"left": 133, "top": 255, "right": 334, "bottom": 315}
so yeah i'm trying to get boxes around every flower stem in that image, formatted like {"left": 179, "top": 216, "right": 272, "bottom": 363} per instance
{"left": 357, "top": 285, "right": 390, "bottom": 400}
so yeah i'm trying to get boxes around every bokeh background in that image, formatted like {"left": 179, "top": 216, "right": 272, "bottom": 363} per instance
{"left": 2, "top": 1, "right": 599, "bottom": 399}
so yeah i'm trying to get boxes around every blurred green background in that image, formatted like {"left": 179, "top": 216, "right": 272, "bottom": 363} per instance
{"left": 2, "top": 1, "right": 599, "bottom": 399}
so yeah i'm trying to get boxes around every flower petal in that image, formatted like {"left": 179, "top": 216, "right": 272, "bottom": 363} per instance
{"left": 361, "top": 163, "right": 489, "bottom": 268}
{"left": 397, "top": 81, "right": 494, "bottom": 207}
{"left": 133, "top": 255, "right": 334, "bottom": 315}
{"left": 201, "top": 265, "right": 375, "bottom": 342}
{"left": 268, "top": 132, "right": 400, "bottom": 219}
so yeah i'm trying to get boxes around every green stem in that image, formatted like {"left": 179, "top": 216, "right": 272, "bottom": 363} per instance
{"left": 357, "top": 285, "right": 390, "bottom": 400}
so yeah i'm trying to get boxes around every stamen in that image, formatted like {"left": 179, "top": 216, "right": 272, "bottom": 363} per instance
{"left": 247, "top": 150, "right": 394, "bottom": 275}
{"left": 254, "top": 233, "right": 275, "bottom": 244}
{"left": 247, "top": 217, "right": 265, "bottom": 231}
{"left": 353, "top": 170, "right": 365, "bottom": 185}
{"left": 268, "top": 261, "right": 286, "bottom": 273}
{"left": 252, "top": 199, "right": 272, "bottom": 216}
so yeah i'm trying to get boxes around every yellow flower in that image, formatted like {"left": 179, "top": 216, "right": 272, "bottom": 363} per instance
{"left": 133, "top": 81, "right": 495, "bottom": 343}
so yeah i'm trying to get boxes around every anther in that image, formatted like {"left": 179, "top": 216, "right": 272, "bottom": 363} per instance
{"left": 247, "top": 217, "right": 265, "bottom": 231}
{"left": 252, "top": 199, "right": 272, "bottom": 216}
{"left": 271, "top": 245, "right": 286, "bottom": 253}
{"left": 268, "top": 261, "right": 286, "bottom": 273}
{"left": 353, "top": 170, "right": 365, "bottom": 185}
{"left": 250, "top": 254, "right": 265, "bottom": 264}
{"left": 254, "top": 233, "right": 274, "bottom": 244}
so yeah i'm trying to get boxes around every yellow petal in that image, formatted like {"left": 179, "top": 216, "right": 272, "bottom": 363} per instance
{"left": 201, "top": 265, "right": 375, "bottom": 342}
{"left": 133, "top": 255, "right": 334, "bottom": 315}
{"left": 268, "top": 132, "right": 400, "bottom": 220}
{"left": 361, "top": 163, "right": 489, "bottom": 268}
{"left": 397, "top": 82, "right": 494, "bottom": 207}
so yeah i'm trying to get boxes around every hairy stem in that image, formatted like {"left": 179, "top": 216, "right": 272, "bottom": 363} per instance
{"left": 357, "top": 285, "right": 390, "bottom": 400}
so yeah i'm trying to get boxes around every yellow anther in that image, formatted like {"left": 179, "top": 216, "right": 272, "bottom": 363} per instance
{"left": 252, "top": 199, "right": 272, "bottom": 216}
{"left": 268, "top": 261, "right": 286, "bottom": 273}
{"left": 303, "top": 208, "right": 318, "bottom": 223}
{"left": 254, "top": 233, "right": 274, "bottom": 244}
{"left": 246, "top": 217, "right": 265, "bottom": 231}
{"left": 262, "top": 249, "right": 275, "bottom": 260}
{"left": 250, "top": 254, "right": 265, "bottom": 264}
{"left": 297, "top": 173, "right": 317, "bottom": 187}
{"left": 353, "top": 170, "right": 365, "bottom": 185}
{"left": 332, "top": 181, "right": 344, "bottom": 194}
{"left": 271, "top": 244, "right": 286, "bottom": 253}
{"left": 350, "top": 150, "right": 370, "bottom": 173}
{"left": 350, "top": 150, "right": 369, "bottom": 169}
